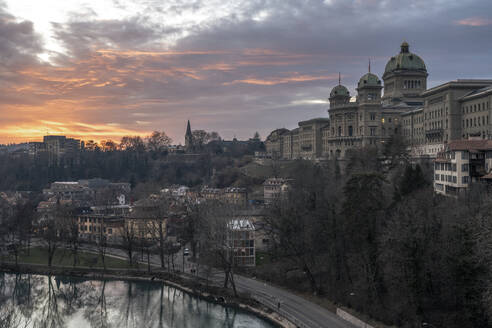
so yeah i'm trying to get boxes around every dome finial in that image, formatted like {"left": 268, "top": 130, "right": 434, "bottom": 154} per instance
{"left": 338, "top": 72, "right": 341, "bottom": 85}
{"left": 368, "top": 58, "right": 371, "bottom": 73}
{"left": 401, "top": 41, "right": 409, "bottom": 53}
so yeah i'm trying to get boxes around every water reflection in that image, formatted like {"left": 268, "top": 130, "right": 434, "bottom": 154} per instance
{"left": 0, "top": 273, "right": 274, "bottom": 328}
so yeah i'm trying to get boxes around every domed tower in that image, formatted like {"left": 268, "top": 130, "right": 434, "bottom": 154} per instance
{"left": 357, "top": 72, "right": 382, "bottom": 104}
{"left": 329, "top": 84, "right": 350, "bottom": 109}
{"left": 382, "top": 41, "right": 428, "bottom": 106}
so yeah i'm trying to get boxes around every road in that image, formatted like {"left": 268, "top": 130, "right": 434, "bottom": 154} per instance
{"left": 234, "top": 275, "right": 356, "bottom": 328}
{"left": 74, "top": 243, "right": 357, "bottom": 328}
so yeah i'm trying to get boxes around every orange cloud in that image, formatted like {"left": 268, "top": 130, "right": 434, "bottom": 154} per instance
{"left": 224, "top": 73, "right": 339, "bottom": 86}
{"left": 455, "top": 17, "right": 492, "bottom": 26}
{"left": 0, "top": 45, "right": 336, "bottom": 144}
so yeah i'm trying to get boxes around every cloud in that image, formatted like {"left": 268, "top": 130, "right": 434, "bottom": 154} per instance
{"left": 0, "top": 0, "right": 491, "bottom": 144}
{"left": 454, "top": 17, "right": 492, "bottom": 27}
{"left": 225, "top": 73, "right": 338, "bottom": 86}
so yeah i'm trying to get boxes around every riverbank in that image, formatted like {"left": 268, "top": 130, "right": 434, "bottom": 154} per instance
{"left": 0, "top": 261, "right": 294, "bottom": 328}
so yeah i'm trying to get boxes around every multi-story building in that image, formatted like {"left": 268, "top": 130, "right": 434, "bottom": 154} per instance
{"left": 263, "top": 178, "right": 291, "bottom": 204}
{"left": 460, "top": 85, "right": 492, "bottom": 140}
{"left": 43, "top": 179, "right": 130, "bottom": 207}
{"left": 227, "top": 219, "right": 255, "bottom": 267}
{"left": 434, "top": 139, "right": 492, "bottom": 196}
{"left": 265, "top": 41, "right": 492, "bottom": 161}
{"left": 78, "top": 198, "right": 168, "bottom": 242}
{"left": 200, "top": 186, "right": 248, "bottom": 206}
{"left": 29, "top": 135, "right": 82, "bottom": 165}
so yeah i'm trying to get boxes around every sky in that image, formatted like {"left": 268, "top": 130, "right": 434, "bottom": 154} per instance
{"left": 0, "top": 0, "right": 491, "bottom": 144}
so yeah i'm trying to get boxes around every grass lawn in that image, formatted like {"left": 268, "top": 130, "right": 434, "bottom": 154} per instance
{"left": 11, "top": 247, "right": 134, "bottom": 269}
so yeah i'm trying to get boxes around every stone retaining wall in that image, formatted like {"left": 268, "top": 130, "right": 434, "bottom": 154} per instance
{"left": 336, "top": 308, "right": 375, "bottom": 328}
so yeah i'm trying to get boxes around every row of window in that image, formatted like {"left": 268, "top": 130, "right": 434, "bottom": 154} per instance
{"left": 463, "top": 116, "right": 489, "bottom": 128}
{"left": 79, "top": 217, "right": 102, "bottom": 223}
{"left": 435, "top": 174, "right": 456, "bottom": 183}
{"left": 232, "top": 240, "right": 254, "bottom": 248}
{"left": 442, "top": 151, "right": 469, "bottom": 160}
{"left": 233, "top": 248, "right": 255, "bottom": 256}
{"left": 403, "top": 115, "right": 423, "bottom": 126}
{"left": 425, "top": 108, "right": 446, "bottom": 120}
{"left": 435, "top": 162, "right": 469, "bottom": 172}
{"left": 435, "top": 174, "right": 469, "bottom": 184}
{"left": 462, "top": 102, "right": 489, "bottom": 114}
{"left": 403, "top": 80, "right": 422, "bottom": 89}
{"left": 79, "top": 225, "right": 113, "bottom": 234}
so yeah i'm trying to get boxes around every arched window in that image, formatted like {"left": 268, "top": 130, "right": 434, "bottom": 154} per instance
{"left": 348, "top": 126, "right": 353, "bottom": 136}
{"left": 338, "top": 126, "right": 342, "bottom": 136}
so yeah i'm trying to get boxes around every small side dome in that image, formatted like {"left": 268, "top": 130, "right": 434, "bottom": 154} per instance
{"left": 330, "top": 84, "right": 350, "bottom": 98}
{"left": 358, "top": 72, "right": 381, "bottom": 88}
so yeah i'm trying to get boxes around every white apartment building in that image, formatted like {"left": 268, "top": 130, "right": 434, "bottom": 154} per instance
{"left": 434, "top": 140, "right": 492, "bottom": 196}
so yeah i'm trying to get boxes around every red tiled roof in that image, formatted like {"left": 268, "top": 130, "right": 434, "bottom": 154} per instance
{"left": 447, "top": 140, "right": 492, "bottom": 151}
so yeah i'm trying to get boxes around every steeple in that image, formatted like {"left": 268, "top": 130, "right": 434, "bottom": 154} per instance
{"left": 185, "top": 120, "right": 193, "bottom": 151}
{"left": 186, "top": 120, "right": 192, "bottom": 136}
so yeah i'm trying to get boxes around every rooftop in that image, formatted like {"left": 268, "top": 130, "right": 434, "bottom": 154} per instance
{"left": 423, "top": 80, "right": 492, "bottom": 96}
{"left": 460, "top": 85, "right": 492, "bottom": 101}
{"left": 228, "top": 219, "right": 255, "bottom": 231}
{"left": 447, "top": 140, "right": 492, "bottom": 151}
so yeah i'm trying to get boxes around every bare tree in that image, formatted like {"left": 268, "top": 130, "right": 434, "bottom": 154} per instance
{"left": 66, "top": 216, "right": 80, "bottom": 268}
{"left": 100, "top": 139, "right": 118, "bottom": 152}
{"left": 119, "top": 136, "right": 145, "bottom": 152}
{"left": 40, "top": 203, "right": 72, "bottom": 267}
{"left": 146, "top": 131, "right": 172, "bottom": 153}
{"left": 198, "top": 202, "right": 239, "bottom": 296}
{"left": 97, "top": 231, "right": 108, "bottom": 270}
{"left": 120, "top": 220, "right": 137, "bottom": 267}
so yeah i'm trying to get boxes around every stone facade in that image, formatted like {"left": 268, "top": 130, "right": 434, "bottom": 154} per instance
{"left": 265, "top": 42, "right": 492, "bottom": 160}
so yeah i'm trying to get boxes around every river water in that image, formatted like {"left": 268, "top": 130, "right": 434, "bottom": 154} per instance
{"left": 0, "top": 273, "right": 275, "bottom": 328}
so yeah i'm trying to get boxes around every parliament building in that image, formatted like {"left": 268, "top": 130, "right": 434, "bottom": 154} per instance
{"left": 265, "top": 42, "right": 492, "bottom": 160}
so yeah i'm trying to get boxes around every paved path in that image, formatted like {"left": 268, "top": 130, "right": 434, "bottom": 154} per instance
{"left": 75, "top": 244, "right": 357, "bottom": 328}
{"left": 234, "top": 275, "right": 356, "bottom": 328}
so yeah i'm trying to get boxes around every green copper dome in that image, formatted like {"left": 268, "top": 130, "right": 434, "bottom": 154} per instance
{"left": 384, "top": 42, "right": 426, "bottom": 76}
{"left": 357, "top": 72, "right": 381, "bottom": 88}
{"left": 330, "top": 84, "right": 350, "bottom": 98}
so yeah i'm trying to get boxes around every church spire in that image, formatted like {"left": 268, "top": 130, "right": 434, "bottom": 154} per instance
{"left": 186, "top": 120, "right": 192, "bottom": 136}
{"left": 185, "top": 120, "right": 193, "bottom": 151}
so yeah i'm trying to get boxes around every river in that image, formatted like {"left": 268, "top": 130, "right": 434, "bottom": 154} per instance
{"left": 0, "top": 272, "right": 275, "bottom": 328}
